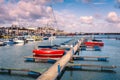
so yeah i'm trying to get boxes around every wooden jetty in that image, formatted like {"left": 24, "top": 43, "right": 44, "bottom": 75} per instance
{"left": 66, "top": 63, "right": 116, "bottom": 70}
{"left": 73, "top": 55, "right": 109, "bottom": 61}
{"left": 0, "top": 68, "right": 30, "bottom": 73}
{"left": 0, "top": 67, "right": 47, "bottom": 77}
{"left": 24, "top": 56, "right": 60, "bottom": 60}
{"left": 24, "top": 56, "right": 60, "bottom": 63}
{"left": 36, "top": 38, "right": 83, "bottom": 80}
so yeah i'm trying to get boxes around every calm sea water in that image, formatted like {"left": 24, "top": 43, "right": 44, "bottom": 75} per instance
{"left": 61, "top": 38, "right": 120, "bottom": 80}
{"left": 0, "top": 36, "right": 120, "bottom": 80}
{"left": 0, "top": 37, "right": 73, "bottom": 80}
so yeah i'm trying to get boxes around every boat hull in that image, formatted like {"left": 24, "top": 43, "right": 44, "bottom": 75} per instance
{"left": 0, "top": 41, "right": 6, "bottom": 46}
{"left": 14, "top": 40, "right": 24, "bottom": 44}
{"left": 84, "top": 42, "right": 104, "bottom": 47}
{"left": 33, "top": 48, "right": 65, "bottom": 58}
{"left": 43, "top": 37, "right": 49, "bottom": 40}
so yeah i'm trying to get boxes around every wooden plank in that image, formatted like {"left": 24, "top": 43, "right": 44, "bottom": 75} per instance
{"left": 0, "top": 68, "right": 29, "bottom": 71}
{"left": 0, "top": 68, "right": 47, "bottom": 73}
{"left": 24, "top": 56, "right": 60, "bottom": 60}
{"left": 73, "top": 55, "right": 109, "bottom": 58}
{"left": 66, "top": 64, "right": 116, "bottom": 69}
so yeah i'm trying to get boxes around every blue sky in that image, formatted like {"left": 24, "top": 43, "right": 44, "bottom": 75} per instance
{"left": 0, "top": 0, "right": 120, "bottom": 32}
{"left": 53, "top": 0, "right": 119, "bottom": 16}
{"left": 53, "top": 0, "right": 120, "bottom": 32}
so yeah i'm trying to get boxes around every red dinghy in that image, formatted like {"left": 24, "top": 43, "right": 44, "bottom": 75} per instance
{"left": 33, "top": 48, "right": 65, "bottom": 58}
{"left": 84, "top": 39, "right": 104, "bottom": 47}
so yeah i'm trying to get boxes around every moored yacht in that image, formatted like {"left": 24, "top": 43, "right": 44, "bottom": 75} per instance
{"left": 84, "top": 39, "right": 104, "bottom": 47}
{"left": 13, "top": 36, "right": 25, "bottom": 44}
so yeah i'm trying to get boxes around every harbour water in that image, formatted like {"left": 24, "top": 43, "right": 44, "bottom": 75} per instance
{"left": 0, "top": 36, "right": 120, "bottom": 80}
{"left": 0, "top": 37, "right": 73, "bottom": 80}
{"left": 61, "top": 38, "right": 120, "bottom": 80}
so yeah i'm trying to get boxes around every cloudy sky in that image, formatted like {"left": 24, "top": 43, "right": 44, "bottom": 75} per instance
{"left": 0, "top": 0, "right": 120, "bottom": 33}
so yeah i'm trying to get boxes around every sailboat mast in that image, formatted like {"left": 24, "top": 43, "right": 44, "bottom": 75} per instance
{"left": 50, "top": 5, "right": 58, "bottom": 30}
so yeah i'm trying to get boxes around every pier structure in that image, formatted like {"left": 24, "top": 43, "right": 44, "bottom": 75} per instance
{"left": 24, "top": 56, "right": 59, "bottom": 63}
{"left": 36, "top": 38, "right": 83, "bottom": 80}
{"left": 66, "top": 64, "right": 116, "bottom": 70}
{"left": 0, "top": 37, "right": 117, "bottom": 79}
{"left": 73, "top": 55, "right": 109, "bottom": 61}
{"left": 0, "top": 67, "right": 46, "bottom": 77}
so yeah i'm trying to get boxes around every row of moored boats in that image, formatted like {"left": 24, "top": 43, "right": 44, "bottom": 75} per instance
{"left": 0, "top": 35, "right": 56, "bottom": 46}
{"left": 32, "top": 38, "right": 104, "bottom": 59}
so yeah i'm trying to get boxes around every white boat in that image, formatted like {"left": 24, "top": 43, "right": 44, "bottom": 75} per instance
{"left": 14, "top": 38, "right": 24, "bottom": 43}
{"left": 13, "top": 36, "right": 25, "bottom": 44}
{"left": 0, "top": 41, "right": 6, "bottom": 46}
{"left": 26, "top": 38, "right": 34, "bottom": 42}
{"left": 4, "top": 39, "right": 16, "bottom": 45}
{"left": 60, "top": 44, "right": 73, "bottom": 48}
{"left": 25, "top": 35, "right": 35, "bottom": 42}
{"left": 49, "top": 36, "right": 56, "bottom": 40}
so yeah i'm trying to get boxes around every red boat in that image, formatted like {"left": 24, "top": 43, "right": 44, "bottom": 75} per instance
{"left": 33, "top": 48, "right": 65, "bottom": 58}
{"left": 84, "top": 39, "right": 104, "bottom": 47}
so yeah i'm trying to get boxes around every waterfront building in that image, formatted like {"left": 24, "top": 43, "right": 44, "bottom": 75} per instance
{"left": 0, "top": 25, "right": 65, "bottom": 38}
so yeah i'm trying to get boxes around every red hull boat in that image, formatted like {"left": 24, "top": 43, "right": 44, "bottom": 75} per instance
{"left": 84, "top": 40, "right": 104, "bottom": 47}
{"left": 33, "top": 48, "right": 65, "bottom": 58}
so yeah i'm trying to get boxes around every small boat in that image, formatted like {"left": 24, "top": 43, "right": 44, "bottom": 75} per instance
{"left": 24, "top": 35, "right": 35, "bottom": 42}
{"left": 84, "top": 39, "right": 104, "bottom": 47}
{"left": 43, "top": 37, "right": 49, "bottom": 40}
{"left": 4, "top": 39, "right": 16, "bottom": 45}
{"left": 14, "top": 38, "right": 24, "bottom": 43}
{"left": 0, "top": 41, "right": 6, "bottom": 46}
{"left": 13, "top": 36, "right": 25, "bottom": 44}
{"left": 38, "top": 45, "right": 60, "bottom": 49}
{"left": 43, "top": 33, "right": 56, "bottom": 40}
{"left": 59, "top": 44, "right": 73, "bottom": 51}
{"left": 49, "top": 36, "right": 56, "bottom": 40}
{"left": 33, "top": 48, "right": 65, "bottom": 58}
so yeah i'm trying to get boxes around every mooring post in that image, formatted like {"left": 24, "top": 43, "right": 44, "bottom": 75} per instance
{"left": 70, "top": 57, "right": 74, "bottom": 63}
{"left": 72, "top": 48, "right": 74, "bottom": 54}
{"left": 101, "top": 67, "right": 103, "bottom": 71}
{"left": 58, "top": 63, "right": 61, "bottom": 74}
{"left": 81, "top": 57, "right": 85, "bottom": 60}
{"left": 98, "top": 58, "right": 107, "bottom": 61}
{"left": 8, "top": 69, "right": 11, "bottom": 75}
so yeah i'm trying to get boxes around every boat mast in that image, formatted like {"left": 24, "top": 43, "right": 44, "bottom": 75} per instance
{"left": 49, "top": 4, "right": 58, "bottom": 46}
{"left": 50, "top": 5, "right": 58, "bottom": 30}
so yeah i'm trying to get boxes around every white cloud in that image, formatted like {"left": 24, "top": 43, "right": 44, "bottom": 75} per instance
{"left": 106, "top": 12, "right": 120, "bottom": 23}
{"left": 80, "top": 16, "right": 93, "bottom": 24}
{"left": 115, "top": 0, "right": 120, "bottom": 9}
{"left": 117, "top": 23, "right": 120, "bottom": 28}
{"left": 0, "top": 0, "right": 51, "bottom": 23}
{"left": 81, "top": 0, "right": 92, "bottom": 3}
{"left": 52, "top": 0, "right": 64, "bottom": 3}
{"left": 0, "top": 0, "right": 64, "bottom": 24}
{"left": 12, "top": 21, "right": 19, "bottom": 25}
{"left": 93, "top": 2, "right": 106, "bottom": 5}
{"left": 0, "top": 0, "right": 120, "bottom": 33}
{"left": 116, "top": 0, "right": 120, "bottom": 3}
{"left": 0, "top": 0, "right": 4, "bottom": 3}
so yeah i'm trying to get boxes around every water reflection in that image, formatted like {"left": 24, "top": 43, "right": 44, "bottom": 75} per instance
{"left": 14, "top": 43, "right": 25, "bottom": 46}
